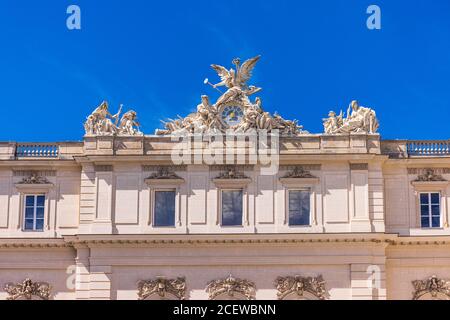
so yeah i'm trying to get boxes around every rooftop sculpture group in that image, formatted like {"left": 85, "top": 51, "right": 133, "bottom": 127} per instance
{"left": 84, "top": 101, "right": 142, "bottom": 136}
{"left": 323, "top": 100, "right": 379, "bottom": 134}
{"left": 155, "top": 56, "right": 306, "bottom": 136}
{"left": 82, "top": 56, "right": 380, "bottom": 137}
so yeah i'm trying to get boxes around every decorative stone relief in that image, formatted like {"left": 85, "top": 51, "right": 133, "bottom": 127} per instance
{"left": 323, "top": 100, "right": 379, "bottom": 134}
{"left": 137, "top": 277, "right": 186, "bottom": 300}
{"left": 280, "top": 164, "right": 321, "bottom": 171}
{"left": 275, "top": 275, "right": 327, "bottom": 300}
{"left": 84, "top": 101, "right": 142, "bottom": 136}
{"left": 282, "top": 166, "right": 316, "bottom": 179}
{"left": 17, "top": 173, "right": 51, "bottom": 185}
{"left": 13, "top": 170, "right": 56, "bottom": 177}
{"left": 4, "top": 278, "right": 51, "bottom": 300}
{"left": 94, "top": 165, "right": 113, "bottom": 172}
{"left": 350, "top": 163, "right": 369, "bottom": 170}
{"left": 215, "top": 166, "right": 249, "bottom": 179}
{"left": 206, "top": 275, "right": 256, "bottom": 300}
{"left": 414, "top": 168, "right": 446, "bottom": 182}
{"left": 142, "top": 165, "right": 187, "bottom": 172}
{"left": 408, "top": 168, "right": 450, "bottom": 175}
{"left": 155, "top": 56, "right": 307, "bottom": 136}
{"left": 412, "top": 275, "right": 450, "bottom": 300}
{"left": 146, "top": 166, "right": 183, "bottom": 180}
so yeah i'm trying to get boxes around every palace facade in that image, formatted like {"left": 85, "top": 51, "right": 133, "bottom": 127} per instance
{"left": 1, "top": 57, "right": 450, "bottom": 300}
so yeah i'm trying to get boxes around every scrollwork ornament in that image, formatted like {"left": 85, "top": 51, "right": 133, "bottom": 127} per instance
{"left": 275, "top": 275, "right": 327, "bottom": 300}
{"left": 137, "top": 277, "right": 186, "bottom": 300}
{"left": 206, "top": 275, "right": 256, "bottom": 300}
{"left": 4, "top": 278, "right": 51, "bottom": 300}
{"left": 412, "top": 275, "right": 450, "bottom": 300}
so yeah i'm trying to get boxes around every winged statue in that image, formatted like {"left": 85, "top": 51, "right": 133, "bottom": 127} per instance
{"left": 211, "top": 55, "right": 261, "bottom": 93}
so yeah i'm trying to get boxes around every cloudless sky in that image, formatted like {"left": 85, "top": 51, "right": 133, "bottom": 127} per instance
{"left": 0, "top": 0, "right": 449, "bottom": 141}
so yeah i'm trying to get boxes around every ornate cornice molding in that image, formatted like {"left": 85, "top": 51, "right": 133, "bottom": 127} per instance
{"left": 206, "top": 275, "right": 256, "bottom": 300}
{"left": 275, "top": 275, "right": 327, "bottom": 300}
{"left": 412, "top": 275, "right": 450, "bottom": 300}
{"left": 5, "top": 235, "right": 450, "bottom": 249}
{"left": 4, "top": 278, "right": 51, "bottom": 300}
{"left": 137, "top": 277, "right": 186, "bottom": 300}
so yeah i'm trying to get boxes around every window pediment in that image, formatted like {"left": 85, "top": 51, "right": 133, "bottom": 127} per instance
{"left": 279, "top": 166, "right": 319, "bottom": 186}
{"left": 15, "top": 173, "right": 54, "bottom": 191}
{"left": 144, "top": 166, "right": 184, "bottom": 186}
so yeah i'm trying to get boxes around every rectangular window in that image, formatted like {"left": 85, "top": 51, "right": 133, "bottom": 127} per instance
{"left": 221, "top": 190, "right": 243, "bottom": 226}
{"left": 154, "top": 190, "right": 176, "bottom": 227}
{"left": 288, "top": 190, "right": 311, "bottom": 226}
{"left": 420, "top": 192, "right": 441, "bottom": 228}
{"left": 23, "top": 195, "right": 45, "bottom": 231}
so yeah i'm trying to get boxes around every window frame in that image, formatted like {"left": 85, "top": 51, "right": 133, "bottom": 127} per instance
{"left": 287, "top": 188, "right": 312, "bottom": 227}
{"left": 151, "top": 188, "right": 177, "bottom": 228}
{"left": 220, "top": 188, "right": 244, "bottom": 227}
{"left": 22, "top": 194, "right": 46, "bottom": 232}
{"left": 419, "top": 192, "right": 442, "bottom": 229}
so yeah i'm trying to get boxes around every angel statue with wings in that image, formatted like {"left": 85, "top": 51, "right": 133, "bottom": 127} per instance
{"left": 209, "top": 56, "right": 262, "bottom": 106}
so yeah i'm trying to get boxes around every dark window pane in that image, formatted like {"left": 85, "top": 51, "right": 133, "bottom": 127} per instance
{"left": 420, "top": 205, "right": 429, "bottom": 216}
{"left": 289, "top": 190, "right": 310, "bottom": 226}
{"left": 420, "top": 193, "right": 429, "bottom": 205}
{"left": 431, "top": 193, "right": 440, "bottom": 204}
{"left": 36, "top": 195, "right": 45, "bottom": 207}
{"left": 221, "top": 190, "right": 243, "bottom": 226}
{"left": 24, "top": 219, "right": 34, "bottom": 230}
{"left": 421, "top": 217, "right": 430, "bottom": 228}
{"left": 36, "top": 207, "right": 45, "bottom": 218}
{"left": 431, "top": 205, "right": 440, "bottom": 216}
{"left": 25, "top": 195, "right": 35, "bottom": 207}
{"left": 154, "top": 191, "right": 175, "bottom": 227}
{"left": 431, "top": 216, "right": 441, "bottom": 228}
{"left": 25, "top": 207, "right": 34, "bottom": 218}
{"left": 35, "top": 219, "right": 44, "bottom": 231}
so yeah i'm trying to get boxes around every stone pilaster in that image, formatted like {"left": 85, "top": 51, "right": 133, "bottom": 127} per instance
{"left": 75, "top": 246, "right": 90, "bottom": 300}
{"left": 350, "top": 263, "right": 387, "bottom": 300}
{"left": 88, "top": 265, "right": 112, "bottom": 300}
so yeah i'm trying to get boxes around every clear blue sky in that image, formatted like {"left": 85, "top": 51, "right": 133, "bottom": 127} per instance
{"left": 0, "top": 0, "right": 449, "bottom": 141}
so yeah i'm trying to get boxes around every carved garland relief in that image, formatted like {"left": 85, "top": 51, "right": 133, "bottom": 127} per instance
{"left": 206, "top": 275, "right": 256, "bottom": 300}
{"left": 412, "top": 275, "right": 450, "bottom": 300}
{"left": 275, "top": 275, "right": 327, "bottom": 300}
{"left": 4, "top": 278, "right": 52, "bottom": 300}
{"left": 137, "top": 277, "right": 186, "bottom": 300}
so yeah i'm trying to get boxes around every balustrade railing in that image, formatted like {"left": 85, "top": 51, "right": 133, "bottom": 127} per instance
{"left": 15, "top": 143, "right": 59, "bottom": 158}
{"left": 406, "top": 140, "right": 450, "bottom": 156}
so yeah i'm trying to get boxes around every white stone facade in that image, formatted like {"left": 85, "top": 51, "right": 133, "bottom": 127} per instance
{"left": 0, "top": 135, "right": 449, "bottom": 300}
